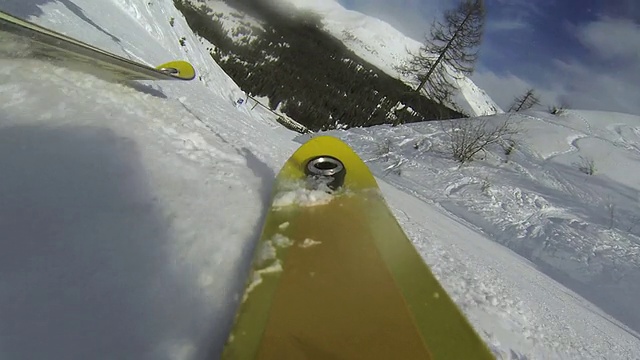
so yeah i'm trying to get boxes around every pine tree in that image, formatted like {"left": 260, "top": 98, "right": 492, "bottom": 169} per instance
{"left": 399, "top": 0, "right": 485, "bottom": 104}
{"left": 508, "top": 88, "right": 540, "bottom": 112}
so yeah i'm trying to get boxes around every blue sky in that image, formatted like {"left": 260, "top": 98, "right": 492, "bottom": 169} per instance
{"left": 337, "top": 0, "right": 640, "bottom": 115}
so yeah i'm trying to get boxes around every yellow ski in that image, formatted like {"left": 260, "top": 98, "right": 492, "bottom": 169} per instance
{"left": 156, "top": 60, "right": 196, "bottom": 81}
{"left": 0, "top": 10, "right": 195, "bottom": 81}
{"left": 223, "top": 136, "right": 494, "bottom": 359}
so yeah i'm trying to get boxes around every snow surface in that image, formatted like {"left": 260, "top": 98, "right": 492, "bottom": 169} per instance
{"left": 202, "top": 0, "right": 265, "bottom": 48}
{"left": 1, "top": 0, "right": 640, "bottom": 359}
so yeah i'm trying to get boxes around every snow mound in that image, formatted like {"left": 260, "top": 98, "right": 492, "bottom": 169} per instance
{"left": 273, "top": 185, "right": 335, "bottom": 207}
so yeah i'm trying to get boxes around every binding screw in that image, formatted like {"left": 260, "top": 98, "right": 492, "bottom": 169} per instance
{"left": 305, "top": 156, "right": 346, "bottom": 190}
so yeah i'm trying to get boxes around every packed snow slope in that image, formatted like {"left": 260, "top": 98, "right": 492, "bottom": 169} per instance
{"left": 1, "top": 0, "right": 639, "bottom": 359}
{"left": 202, "top": 0, "right": 501, "bottom": 117}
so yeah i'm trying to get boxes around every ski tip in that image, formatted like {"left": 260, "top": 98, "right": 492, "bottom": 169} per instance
{"left": 156, "top": 60, "right": 196, "bottom": 80}
{"left": 282, "top": 135, "right": 378, "bottom": 190}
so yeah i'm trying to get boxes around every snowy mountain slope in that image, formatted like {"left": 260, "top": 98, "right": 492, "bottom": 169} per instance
{"left": 279, "top": 0, "right": 502, "bottom": 117}
{"left": 196, "top": 0, "right": 500, "bottom": 117}
{"left": 201, "top": 0, "right": 265, "bottom": 46}
{"left": 1, "top": 0, "right": 640, "bottom": 359}
{"left": 320, "top": 108, "right": 640, "bottom": 340}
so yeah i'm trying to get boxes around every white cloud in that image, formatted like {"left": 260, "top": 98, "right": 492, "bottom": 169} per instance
{"left": 575, "top": 17, "right": 640, "bottom": 61}
{"left": 493, "top": 0, "right": 544, "bottom": 15}
{"left": 551, "top": 59, "right": 640, "bottom": 114}
{"left": 486, "top": 19, "right": 530, "bottom": 32}
{"left": 472, "top": 58, "right": 640, "bottom": 116}
{"left": 563, "top": 17, "right": 640, "bottom": 114}
{"left": 491, "top": 0, "right": 547, "bottom": 26}
{"left": 472, "top": 16, "right": 640, "bottom": 116}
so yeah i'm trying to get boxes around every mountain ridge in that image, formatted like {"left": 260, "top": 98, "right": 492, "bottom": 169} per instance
{"left": 182, "top": 0, "right": 465, "bottom": 131}
{"left": 280, "top": 0, "right": 503, "bottom": 116}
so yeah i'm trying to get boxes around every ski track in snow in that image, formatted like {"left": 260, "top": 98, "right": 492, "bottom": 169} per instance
{"left": 543, "top": 133, "right": 588, "bottom": 162}
{"left": 1, "top": 0, "right": 640, "bottom": 359}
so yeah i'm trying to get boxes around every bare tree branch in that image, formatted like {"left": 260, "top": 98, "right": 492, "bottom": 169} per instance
{"left": 445, "top": 117, "right": 519, "bottom": 163}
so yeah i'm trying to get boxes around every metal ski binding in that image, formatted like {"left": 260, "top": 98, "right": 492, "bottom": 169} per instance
{"left": 305, "top": 156, "right": 346, "bottom": 191}
{"left": 159, "top": 67, "right": 179, "bottom": 75}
